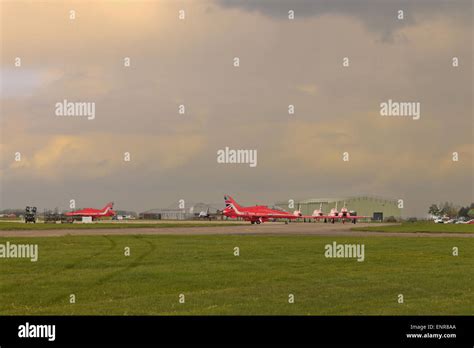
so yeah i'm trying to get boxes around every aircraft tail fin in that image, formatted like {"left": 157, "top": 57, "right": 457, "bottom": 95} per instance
{"left": 224, "top": 195, "right": 242, "bottom": 210}
{"left": 102, "top": 202, "right": 114, "bottom": 211}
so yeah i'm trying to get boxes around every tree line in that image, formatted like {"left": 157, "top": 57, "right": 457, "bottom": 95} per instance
{"left": 428, "top": 202, "right": 474, "bottom": 218}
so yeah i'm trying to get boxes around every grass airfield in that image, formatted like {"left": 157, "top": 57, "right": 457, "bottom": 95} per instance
{"left": 353, "top": 221, "right": 474, "bottom": 233}
{"left": 0, "top": 220, "right": 473, "bottom": 315}
{"left": 0, "top": 220, "right": 245, "bottom": 230}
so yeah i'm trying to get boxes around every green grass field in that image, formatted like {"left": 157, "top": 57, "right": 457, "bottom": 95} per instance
{"left": 1, "top": 234, "right": 472, "bottom": 315}
{"left": 352, "top": 222, "right": 474, "bottom": 233}
{"left": 0, "top": 221, "right": 244, "bottom": 231}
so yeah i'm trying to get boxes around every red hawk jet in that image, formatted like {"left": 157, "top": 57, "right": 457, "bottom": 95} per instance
{"left": 223, "top": 195, "right": 302, "bottom": 224}
{"left": 65, "top": 202, "right": 116, "bottom": 220}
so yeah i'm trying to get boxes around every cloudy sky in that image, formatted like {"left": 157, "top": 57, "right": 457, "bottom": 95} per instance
{"left": 0, "top": 0, "right": 472, "bottom": 216}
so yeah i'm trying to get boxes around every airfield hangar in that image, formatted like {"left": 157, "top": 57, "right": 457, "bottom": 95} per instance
{"left": 274, "top": 196, "right": 402, "bottom": 221}
{"left": 140, "top": 203, "right": 221, "bottom": 220}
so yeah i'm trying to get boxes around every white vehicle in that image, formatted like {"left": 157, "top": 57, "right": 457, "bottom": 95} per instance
{"left": 434, "top": 215, "right": 449, "bottom": 223}
{"left": 444, "top": 219, "right": 456, "bottom": 224}
{"left": 198, "top": 208, "right": 210, "bottom": 218}
{"left": 81, "top": 216, "right": 93, "bottom": 223}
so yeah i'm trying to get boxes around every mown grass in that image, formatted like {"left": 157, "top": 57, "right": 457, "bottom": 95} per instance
{"left": 352, "top": 222, "right": 474, "bottom": 233}
{"left": 0, "top": 234, "right": 472, "bottom": 315}
{"left": 0, "top": 221, "right": 244, "bottom": 231}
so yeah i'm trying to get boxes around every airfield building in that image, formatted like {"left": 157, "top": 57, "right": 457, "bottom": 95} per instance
{"left": 140, "top": 203, "right": 222, "bottom": 220}
{"left": 140, "top": 208, "right": 187, "bottom": 220}
{"left": 274, "top": 196, "right": 402, "bottom": 221}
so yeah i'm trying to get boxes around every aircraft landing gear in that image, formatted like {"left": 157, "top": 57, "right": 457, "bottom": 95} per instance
{"left": 332, "top": 219, "right": 335, "bottom": 224}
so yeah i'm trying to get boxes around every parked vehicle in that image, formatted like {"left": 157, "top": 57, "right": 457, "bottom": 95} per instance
{"left": 24, "top": 206, "right": 37, "bottom": 223}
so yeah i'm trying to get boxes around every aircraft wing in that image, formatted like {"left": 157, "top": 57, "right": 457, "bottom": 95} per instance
{"left": 342, "top": 215, "right": 369, "bottom": 220}
{"left": 308, "top": 215, "right": 335, "bottom": 219}
{"left": 264, "top": 213, "right": 300, "bottom": 219}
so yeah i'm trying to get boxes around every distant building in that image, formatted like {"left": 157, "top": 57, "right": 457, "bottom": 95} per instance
{"left": 115, "top": 210, "right": 138, "bottom": 218}
{"left": 275, "top": 196, "right": 402, "bottom": 221}
{"left": 140, "top": 208, "right": 187, "bottom": 220}
{"left": 140, "top": 202, "right": 223, "bottom": 220}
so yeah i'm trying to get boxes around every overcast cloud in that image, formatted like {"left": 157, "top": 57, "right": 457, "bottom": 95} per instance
{"left": 0, "top": 0, "right": 472, "bottom": 216}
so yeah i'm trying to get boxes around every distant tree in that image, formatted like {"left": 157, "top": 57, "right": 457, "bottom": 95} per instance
{"left": 450, "top": 206, "right": 460, "bottom": 217}
{"left": 458, "top": 206, "right": 469, "bottom": 218}
{"left": 439, "top": 202, "right": 449, "bottom": 215}
{"left": 428, "top": 204, "right": 440, "bottom": 216}
{"left": 429, "top": 203, "right": 474, "bottom": 219}
{"left": 439, "top": 202, "right": 458, "bottom": 218}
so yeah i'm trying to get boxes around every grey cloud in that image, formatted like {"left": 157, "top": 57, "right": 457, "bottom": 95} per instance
{"left": 216, "top": 0, "right": 471, "bottom": 41}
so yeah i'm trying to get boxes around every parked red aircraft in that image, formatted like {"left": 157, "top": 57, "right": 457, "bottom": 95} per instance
{"left": 224, "top": 195, "right": 368, "bottom": 224}
{"left": 223, "top": 195, "right": 303, "bottom": 224}
{"left": 312, "top": 202, "right": 368, "bottom": 224}
{"left": 334, "top": 204, "right": 368, "bottom": 224}
{"left": 65, "top": 202, "right": 116, "bottom": 220}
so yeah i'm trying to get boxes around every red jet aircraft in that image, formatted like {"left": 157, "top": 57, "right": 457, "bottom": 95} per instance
{"left": 311, "top": 202, "right": 368, "bottom": 224}
{"left": 223, "top": 195, "right": 302, "bottom": 224}
{"left": 65, "top": 202, "right": 116, "bottom": 220}
{"left": 223, "top": 196, "right": 368, "bottom": 224}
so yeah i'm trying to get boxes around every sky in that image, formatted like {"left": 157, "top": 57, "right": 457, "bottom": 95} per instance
{"left": 0, "top": 0, "right": 472, "bottom": 216}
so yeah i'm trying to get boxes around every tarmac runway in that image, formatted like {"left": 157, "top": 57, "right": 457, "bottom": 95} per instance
{"left": 0, "top": 223, "right": 472, "bottom": 238}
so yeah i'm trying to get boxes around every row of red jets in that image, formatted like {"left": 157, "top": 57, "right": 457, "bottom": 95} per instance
{"left": 65, "top": 196, "right": 368, "bottom": 224}
{"left": 223, "top": 195, "right": 368, "bottom": 224}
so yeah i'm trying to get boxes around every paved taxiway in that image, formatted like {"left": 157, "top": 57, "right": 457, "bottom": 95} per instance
{"left": 0, "top": 223, "right": 472, "bottom": 238}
